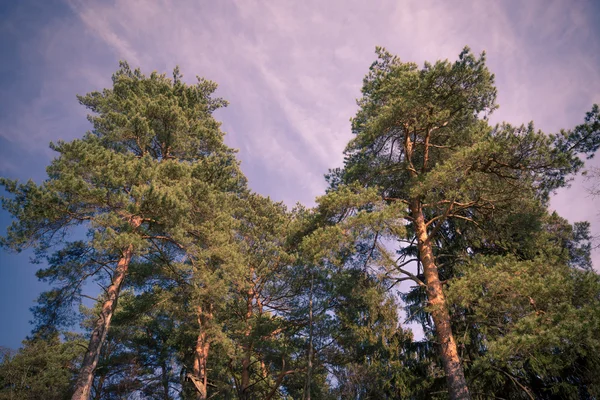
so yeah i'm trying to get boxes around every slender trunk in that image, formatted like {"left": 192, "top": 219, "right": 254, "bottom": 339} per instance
{"left": 161, "top": 361, "right": 170, "bottom": 400}
{"left": 91, "top": 373, "right": 106, "bottom": 400}
{"left": 411, "top": 200, "right": 470, "bottom": 400}
{"left": 240, "top": 287, "right": 254, "bottom": 399}
{"left": 260, "top": 359, "right": 269, "bottom": 380}
{"left": 303, "top": 272, "right": 314, "bottom": 400}
{"left": 256, "top": 296, "right": 269, "bottom": 382}
{"left": 71, "top": 242, "right": 136, "bottom": 400}
{"left": 91, "top": 340, "right": 112, "bottom": 400}
{"left": 189, "top": 305, "right": 212, "bottom": 400}
{"left": 265, "top": 361, "right": 295, "bottom": 400}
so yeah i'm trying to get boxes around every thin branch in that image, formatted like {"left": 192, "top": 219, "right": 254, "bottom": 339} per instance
{"left": 448, "top": 214, "right": 481, "bottom": 227}
{"left": 492, "top": 367, "right": 535, "bottom": 400}
{"left": 425, "top": 200, "right": 455, "bottom": 241}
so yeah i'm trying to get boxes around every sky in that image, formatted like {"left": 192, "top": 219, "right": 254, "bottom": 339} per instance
{"left": 0, "top": 0, "right": 599, "bottom": 350}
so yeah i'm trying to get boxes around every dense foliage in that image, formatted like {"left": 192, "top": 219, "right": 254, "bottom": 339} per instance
{"left": 1, "top": 50, "right": 599, "bottom": 399}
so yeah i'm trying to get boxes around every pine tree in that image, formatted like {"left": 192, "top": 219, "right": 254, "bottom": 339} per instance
{"left": 0, "top": 333, "right": 85, "bottom": 400}
{"left": 326, "top": 47, "right": 600, "bottom": 399}
{"left": 226, "top": 194, "right": 301, "bottom": 400}
{"left": 84, "top": 290, "right": 179, "bottom": 400}
{"left": 3, "top": 50, "right": 599, "bottom": 400}
{"left": 441, "top": 212, "right": 600, "bottom": 399}
{"left": 0, "top": 63, "right": 245, "bottom": 400}
{"left": 297, "top": 185, "right": 415, "bottom": 398}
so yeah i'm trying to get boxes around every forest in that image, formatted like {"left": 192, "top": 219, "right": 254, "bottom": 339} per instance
{"left": 1, "top": 48, "right": 600, "bottom": 400}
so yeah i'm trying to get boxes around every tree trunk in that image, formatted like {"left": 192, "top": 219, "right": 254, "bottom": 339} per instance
{"left": 303, "top": 272, "right": 314, "bottom": 400}
{"left": 71, "top": 244, "right": 136, "bottom": 400}
{"left": 161, "top": 361, "right": 170, "bottom": 400}
{"left": 71, "top": 216, "right": 141, "bottom": 400}
{"left": 91, "top": 373, "right": 106, "bottom": 400}
{"left": 411, "top": 201, "right": 470, "bottom": 400}
{"left": 240, "top": 287, "right": 254, "bottom": 399}
{"left": 189, "top": 305, "right": 212, "bottom": 400}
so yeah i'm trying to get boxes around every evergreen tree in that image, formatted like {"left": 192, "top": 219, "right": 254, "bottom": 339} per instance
{"left": 326, "top": 47, "right": 600, "bottom": 399}
{"left": 298, "top": 185, "right": 419, "bottom": 398}
{"left": 0, "top": 333, "right": 85, "bottom": 400}
{"left": 225, "top": 194, "right": 302, "bottom": 400}
{"left": 85, "top": 290, "right": 179, "bottom": 400}
{"left": 440, "top": 212, "right": 600, "bottom": 399}
{"left": 0, "top": 63, "right": 245, "bottom": 400}
{"left": 2, "top": 50, "right": 599, "bottom": 400}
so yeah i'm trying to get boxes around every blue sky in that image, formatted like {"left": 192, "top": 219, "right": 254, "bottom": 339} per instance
{"left": 1, "top": 0, "right": 599, "bottom": 349}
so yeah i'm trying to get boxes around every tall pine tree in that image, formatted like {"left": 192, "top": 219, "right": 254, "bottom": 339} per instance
{"left": 0, "top": 63, "right": 245, "bottom": 400}
{"left": 327, "top": 47, "right": 600, "bottom": 399}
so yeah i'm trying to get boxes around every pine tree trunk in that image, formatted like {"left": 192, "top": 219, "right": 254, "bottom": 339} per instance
{"left": 411, "top": 201, "right": 470, "bottom": 400}
{"left": 161, "top": 361, "right": 170, "bottom": 400}
{"left": 71, "top": 244, "right": 136, "bottom": 400}
{"left": 240, "top": 287, "right": 254, "bottom": 399}
{"left": 91, "top": 373, "right": 106, "bottom": 400}
{"left": 303, "top": 272, "right": 314, "bottom": 400}
{"left": 190, "top": 305, "right": 211, "bottom": 400}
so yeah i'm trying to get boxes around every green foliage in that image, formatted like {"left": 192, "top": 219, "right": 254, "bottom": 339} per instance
{"left": 448, "top": 254, "right": 600, "bottom": 398}
{"left": 325, "top": 268, "right": 421, "bottom": 399}
{"left": 325, "top": 45, "right": 600, "bottom": 399}
{"left": 84, "top": 290, "right": 179, "bottom": 400}
{"left": 2, "top": 52, "right": 600, "bottom": 400}
{"left": 0, "top": 334, "right": 85, "bottom": 400}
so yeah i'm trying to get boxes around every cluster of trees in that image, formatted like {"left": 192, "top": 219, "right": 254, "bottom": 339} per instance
{"left": 1, "top": 49, "right": 600, "bottom": 400}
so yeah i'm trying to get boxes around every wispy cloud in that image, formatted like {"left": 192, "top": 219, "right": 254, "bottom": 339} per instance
{"left": 69, "top": 0, "right": 141, "bottom": 66}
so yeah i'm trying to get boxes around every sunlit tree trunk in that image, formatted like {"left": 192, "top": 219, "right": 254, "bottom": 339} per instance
{"left": 303, "top": 272, "right": 314, "bottom": 400}
{"left": 411, "top": 200, "right": 470, "bottom": 400}
{"left": 189, "top": 305, "right": 212, "bottom": 400}
{"left": 72, "top": 216, "right": 141, "bottom": 400}
{"left": 240, "top": 286, "right": 254, "bottom": 399}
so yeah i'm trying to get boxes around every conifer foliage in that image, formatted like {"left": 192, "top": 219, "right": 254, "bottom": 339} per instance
{"left": 1, "top": 52, "right": 600, "bottom": 400}
{"left": 1, "top": 63, "right": 245, "bottom": 399}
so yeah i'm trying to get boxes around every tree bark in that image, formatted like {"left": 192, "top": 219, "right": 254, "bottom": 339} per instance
{"left": 71, "top": 216, "right": 141, "bottom": 400}
{"left": 240, "top": 286, "right": 254, "bottom": 399}
{"left": 161, "top": 361, "right": 171, "bottom": 400}
{"left": 72, "top": 257, "right": 133, "bottom": 397}
{"left": 189, "top": 305, "right": 212, "bottom": 400}
{"left": 411, "top": 200, "right": 470, "bottom": 400}
{"left": 303, "top": 272, "right": 314, "bottom": 400}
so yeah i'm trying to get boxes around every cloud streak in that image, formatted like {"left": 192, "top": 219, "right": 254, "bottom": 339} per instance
{"left": 61, "top": 0, "right": 599, "bottom": 193}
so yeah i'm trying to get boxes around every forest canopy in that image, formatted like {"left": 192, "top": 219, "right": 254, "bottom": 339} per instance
{"left": 1, "top": 48, "right": 600, "bottom": 400}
